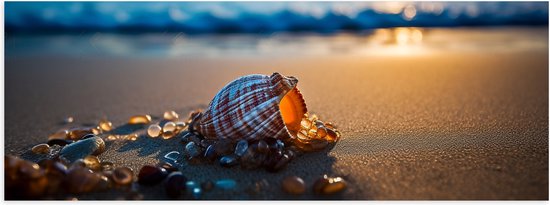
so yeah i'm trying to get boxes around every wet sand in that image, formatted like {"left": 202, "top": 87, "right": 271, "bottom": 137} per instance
{"left": 5, "top": 28, "right": 549, "bottom": 199}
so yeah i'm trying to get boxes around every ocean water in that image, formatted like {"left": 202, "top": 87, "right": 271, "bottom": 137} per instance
{"left": 5, "top": 27, "right": 548, "bottom": 59}
{"left": 5, "top": 2, "right": 548, "bottom": 34}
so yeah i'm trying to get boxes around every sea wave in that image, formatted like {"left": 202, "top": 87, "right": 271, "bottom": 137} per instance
{"left": 5, "top": 2, "right": 548, "bottom": 34}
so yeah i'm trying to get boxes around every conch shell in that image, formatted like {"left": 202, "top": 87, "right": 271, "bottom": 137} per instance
{"left": 190, "top": 73, "right": 307, "bottom": 141}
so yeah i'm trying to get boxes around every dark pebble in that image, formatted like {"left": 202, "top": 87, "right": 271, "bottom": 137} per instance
{"left": 165, "top": 172, "right": 187, "bottom": 199}
{"left": 138, "top": 165, "right": 168, "bottom": 186}
{"left": 158, "top": 162, "right": 178, "bottom": 173}
{"left": 214, "top": 139, "right": 235, "bottom": 156}
{"left": 112, "top": 167, "right": 134, "bottom": 186}
{"left": 204, "top": 145, "right": 217, "bottom": 161}
{"left": 282, "top": 176, "right": 306, "bottom": 195}
{"left": 256, "top": 140, "right": 269, "bottom": 154}
{"left": 234, "top": 140, "right": 248, "bottom": 157}
{"left": 219, "top": 155, "right": 239, "bottom": 167}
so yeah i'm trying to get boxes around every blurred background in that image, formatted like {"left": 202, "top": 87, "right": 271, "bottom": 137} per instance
{"left": 4, "top": 2, "right": 549, "bottom": 58}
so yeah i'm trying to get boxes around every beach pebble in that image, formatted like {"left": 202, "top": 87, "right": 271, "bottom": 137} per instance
{"left": 240, "top": 145, "right": 265, "bottom": 169}
{"left": 65, "top": 167, "right": 100, "bottom": 194}
{"left": 147, "top": 124, "right": 162, "bottom": 137}
{"left": 48, "top": 130, "right": 69, "bottom": 140}
{"left": 138, "top": 165, "right": 168, "bottom": 186}
{"left": 256, "top": 140, "right": 269, "bottom": 154}
{"left": 165, "top": 172, "right": 187, "bottom": 199}
{"left": 60, "top": 136, "right": 105, "bottom": 163}
{"left": 158, "top": 162, "right": 178, "bottom": 173}
{"left": 185, "top": 142, "right": 201, "bottom": 158}
{"left": 68, "top": 128, "right": 94, "bottom": 140}
{"left": 38, "top": 159, "right": 68, "bottom": 176}
{"left": 128, "top": 114, "right": 152, "bottom": 125}
{"left": 163, "top": 122, "right": 176, "bottom": 132}
{"left": 204, "top": 145, "right": 217, "bottom": 160}
{"left": 99, "top": 119, "right": 113, "bottom": 131}
{"left": 112, "top": 167, "right": 134, "bottom": 186}
{"left": 313, "top": 175, "right": 347, "bottom": 195}
{"left": 47, "top": 139, "right": 73, "bottom": 146}
{"left": 282, "top": 176, "right": 306, "bottom": 195}
{"left": 31, "top": 144, "right": 50, "bottom": 154}
{"left": 162, "top": 131, "right": 175, "bottom": 139}
{"left": 100, "top": 162, "right": 114, "bottom": 171}
{"left": 219, "top": 155, "right": 239, "bottom": 167}
{"left": 83, "top": 155, "right": 101, "bottom": 171}
{"left": 175, "top": 122, "right": 186, "bottom": 132}
{"left": 234, "top": 140, "right": 248, "bottom": 157}
{"left": 215, "top": 179, "right": 236, "bottom": 190}
{"left": 163, "top": 111, "right": 179, "bottom": 121}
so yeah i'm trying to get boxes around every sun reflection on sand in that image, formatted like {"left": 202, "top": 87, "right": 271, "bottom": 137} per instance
{"left": 362, "top": 27, "right": 427, "bottom": 56}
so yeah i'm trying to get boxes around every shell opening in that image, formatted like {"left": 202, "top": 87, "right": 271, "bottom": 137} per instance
{"left": 278, "top": 87, "right": 307, "bottom": 137}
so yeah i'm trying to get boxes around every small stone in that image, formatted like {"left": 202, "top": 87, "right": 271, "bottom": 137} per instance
{"left": 64, "top": 117, "right": 74, "bottom": 124}
{"left": 147, "top": 124, "right": 162, "bottom": 137}
{"left": 59, "top": 136, "right": 105, "bottom": 163}
{"left": 175, "top": 122, "right": 187, "bottom": 132}
{"left": 68, "top": 128, "right": 93, "bottom": 140}
{"left": 234, "top": 140, "right": 248, "bottom": 157}
{"left": 240, "top": 144, "right": 266, "bottom": 170}
{"left": 47, "top": 139, "right": 73, "bottom": 146}
{"left": 32, "top": 144, "right": 50, "bottom": 154}
{"left": 69, "top": 159, "right": 87, "bottom": 170}
{"left": 256, "top": 140, "right": 269, "bottom": 154}
{"left": 65, "top": 167, "right": 100, "bottom": 194}
{"left": 126, "top": 134, "right": 138, "bottom": 141}
{"left": 215, "top": 179, "right": 236, "bottom": 190}
{"left": 99, "top": 119, "right": 113, "bottom": 131}
{"left": 83, "top": 155, "right": 101, "bottom": 171}
{"left": 95, "top": 175, "right": 111, "bottom": 191}
{"left": 112, "top": 167, "right": 134, "bottom": 186}
{"left": 163, "top": 122, "right": 176, "bottom": 132}
{"left": 162, "top": 131, "right": 175, "bottom": 139}
{"left": 165, "top": 171, "right": 187, "bottom": 199}
{"left": 38, "top": 159, "right": 68, "bottom": 176}
{"left": 313, "top": 175, "right": 347, "bottom": 195}
{"left": 219, "top": 155, "right": 239, "bottom": 167}
{"left": 91, "top": 126, "right": 102, "bottom": 135}
{"left": 204, "top": 145, "right": 217, "bottom": 161}
{"left": 185, "top": 142, "right": 201, "bottom": 158}
{"left": 282, "top": 176, "right": 306, "bottom": 195}
{"left": 138, "top": 165, "right": 168, "bottom": 186}
{"left": 163, "top": 111, "right": 179, "bottom": 121}
{"left": 300, "top": 118, "right": 312, "bottom": 130}
{"left": 100, "top": 162, "right": 114, "bottom": 171}
{"left": 48, "top": 130, "right": 69, "bottom": 140}
{"left": 317, "top": 127, "right": 328, "bottom": 138}
{"left": 128, "top": 114, "right": 152, "bottom": 125}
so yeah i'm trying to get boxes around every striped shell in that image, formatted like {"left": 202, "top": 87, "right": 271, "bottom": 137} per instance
{"left": 191, "top": 73, "right": 307, "bottom": 141}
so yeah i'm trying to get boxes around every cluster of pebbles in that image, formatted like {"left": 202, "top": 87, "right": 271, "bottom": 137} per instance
{"left": 7, "top": 110, "right": 346, "bottom": 199}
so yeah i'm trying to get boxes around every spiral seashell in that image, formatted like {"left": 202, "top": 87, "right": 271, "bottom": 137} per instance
{"left": 191, "top": 73, "right": 307, "bottom": 141}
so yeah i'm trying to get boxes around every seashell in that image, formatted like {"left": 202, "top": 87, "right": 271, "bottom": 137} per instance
{"left": 191, "top": 73, "right": 307, "bottom": 142}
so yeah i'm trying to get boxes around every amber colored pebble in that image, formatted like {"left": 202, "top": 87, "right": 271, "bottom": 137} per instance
{"left": 147, "top": 124, "right": 162, "bottom": 137}
{"left": 128, "top": 114, "right": 152, "bottom": 125}
{"left": 163, "top": 122, "right": 176, "bottom": 132}
{"left": 163, "top": 111, "right": 179, "bottom": 121}
{"left": 326, "top": 128, "right": 339, "bottom": 142}
{"left": 316, "top": 127, "right": 328, "bottom": 138}
{"left": 32, "top": 144, "right": 50, "bottom": 154}
{"left": 100, "top": 162, "right": 114, "bottom": 171}
{"left": 48, "top": 130, "right": 69, "bottom": 140}
{"left": 323, "top": 177, "right": 347, "bottom": 194}
{"left": 83, "top": 155, "right": 101, "bottom": 171}
{"left": 126, "top": 134, "right": 138, "bottom": 141}
{"left": 112, "top": 167, "right": 134, "bottom": 186}
{"left": 65, "top": 167, "right": 100, "bottom": 194}
{"left": 162, "top": 131, "right": 175, "bottom": 139}
{"left": 99, "top": 119, "right": 113, "bottom": 131}
{"left": 300, "top": 118, "right": 312, "bottom": 130}
{"left": 282, "top": 176, "right": 306, "bottom": 195}
{"left": 68, "top": 128, "right": 93, "bottom": 140}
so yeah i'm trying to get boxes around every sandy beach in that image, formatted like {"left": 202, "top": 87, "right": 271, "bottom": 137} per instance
{"left": 4, "top": 27, "right": 548, "bottom": 199}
